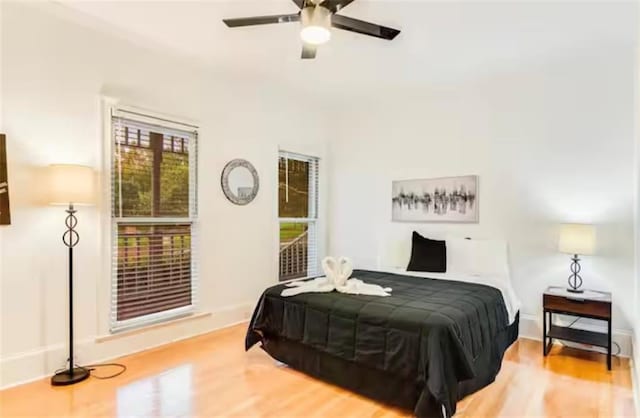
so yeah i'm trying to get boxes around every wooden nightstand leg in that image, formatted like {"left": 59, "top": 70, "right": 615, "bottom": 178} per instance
{"left": 607, "top": 318, "right": 612, "bottom": 371}
{"left": 544, "top": 311, "right": 554, "bottom": 356}
{"left": 543, "top": 310, "right": 547, "bottom": 356}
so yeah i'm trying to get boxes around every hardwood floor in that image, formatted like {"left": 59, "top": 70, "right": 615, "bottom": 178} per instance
{"left": 0, "top": 323, "right": 635, "bottom": 417}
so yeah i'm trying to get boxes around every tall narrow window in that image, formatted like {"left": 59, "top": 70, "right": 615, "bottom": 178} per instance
{"left": 278, "top": 151, "right": 319, "bottom": 281}
{"left": 110, "top": 110, "right": 198, "bottom": 332}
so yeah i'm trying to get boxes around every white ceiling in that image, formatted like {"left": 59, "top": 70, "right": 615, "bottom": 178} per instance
{"left": 58, "top": 0, "right": 637, "bottom": 98}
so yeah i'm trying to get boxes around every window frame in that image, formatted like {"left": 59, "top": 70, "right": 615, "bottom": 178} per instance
{"left": 278, "top": 150, "right": 320, "bottom": 281}
{"left": 107, "top": 104, "right": 199, "bottom": 333}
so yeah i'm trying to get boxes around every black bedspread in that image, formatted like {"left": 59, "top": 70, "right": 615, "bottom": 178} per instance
{"left": 246, "top": 270, "right": 517, "bottom": 418}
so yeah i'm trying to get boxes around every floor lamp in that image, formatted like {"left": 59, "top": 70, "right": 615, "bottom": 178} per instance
{"left": 48, "top": 164, "right": 95, "bottom": 386}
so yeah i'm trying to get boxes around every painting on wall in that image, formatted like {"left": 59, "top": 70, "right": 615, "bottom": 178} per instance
{"left": 392, "top": 175, "right": 478, "bottom": 223}
{"left": 0, "top": 134, "right": 10, "bottom": 225}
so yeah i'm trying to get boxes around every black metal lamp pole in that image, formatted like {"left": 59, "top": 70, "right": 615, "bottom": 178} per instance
{"left": 567, "top": 253, "right": 584, "bottom": 294}
{"left": 51, "top": 203, "right": 90, "bottom": 386}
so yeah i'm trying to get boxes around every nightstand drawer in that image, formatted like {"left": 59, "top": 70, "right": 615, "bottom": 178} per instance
{"left": 543, "top": 294, "right": 611, "bottom": 319}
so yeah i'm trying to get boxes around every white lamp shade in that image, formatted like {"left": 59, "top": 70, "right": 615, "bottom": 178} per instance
{"left": 48, "top": 164, "right": 96, "bottom": 206}
{"left": 558, "top": 223, "right": 596, "bottom": 255}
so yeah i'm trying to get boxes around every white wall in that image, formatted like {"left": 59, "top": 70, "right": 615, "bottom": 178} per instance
{"left": 0, "top": 0, "right": 4, "bottom": 378}
{"left": 1, "top": 0, "right": 638, "bottom": 390}
{"left": 328, "top": 42, "right": 636, "bottom": 336}
{"left": 0, "top": 2, "right": 328, "bottom": 387}
{"left": 634, "top": 1, "right": 640, "bottom": 407}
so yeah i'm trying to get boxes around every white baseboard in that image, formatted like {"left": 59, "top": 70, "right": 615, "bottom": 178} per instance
{"left": 631, "top": 332, "right": 640, "bottom": 415}
{"left": 0, "top": 303, "right": 253, "bottom": 390}
{"left": 2, "top": 308, "right": 632, "bottom": 391}
{"left": 519, "top": 313, "right": 633, "bottom": 358}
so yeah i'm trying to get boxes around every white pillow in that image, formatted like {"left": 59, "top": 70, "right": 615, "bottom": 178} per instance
{"left": 446, "top": 238, "right": 510, "bottom": 279}
{"left": 446, "top": 238, "right": 477, "bottom": 275}
{"left": 473, "top": 239, "right": 510, "bottom": 278}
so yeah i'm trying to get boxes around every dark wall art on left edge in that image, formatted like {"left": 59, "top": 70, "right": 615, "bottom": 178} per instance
{"left": 0, "top": 134, "right": 11, "bottom": 225}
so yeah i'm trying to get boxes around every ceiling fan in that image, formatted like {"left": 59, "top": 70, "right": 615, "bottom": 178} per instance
{"left": 223, "top": 0, "right": 401, "bottom": 59}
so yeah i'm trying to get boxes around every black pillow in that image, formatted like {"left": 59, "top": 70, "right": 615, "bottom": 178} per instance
{"left": 407, "top": 231, "right": 447, "bottom": 273}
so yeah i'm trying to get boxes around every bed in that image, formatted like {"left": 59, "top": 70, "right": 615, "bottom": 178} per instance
{"left": 245, "top": 267, "right": 520, "bottom": 418}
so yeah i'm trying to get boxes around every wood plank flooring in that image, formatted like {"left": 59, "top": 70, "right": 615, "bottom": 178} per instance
{"left": 0, "top": 323, "right": 635, "bottom": 417}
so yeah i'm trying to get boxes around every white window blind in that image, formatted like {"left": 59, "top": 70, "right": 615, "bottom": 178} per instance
{"left": 278, "top": 151, "right": 320, "bottom": 281}
{"left": 110, "top": 110, "right": 198, "bottom": 332}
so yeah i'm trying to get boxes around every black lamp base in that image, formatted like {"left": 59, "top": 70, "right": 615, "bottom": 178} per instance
{"left": 51, "top": 367, "right": 90, "bottom": 386}
{"left": 566, "top": 254, "right": 585, "bottom": 294}
{"left": 51, "top": 205, "right": 89, "bottom": 388}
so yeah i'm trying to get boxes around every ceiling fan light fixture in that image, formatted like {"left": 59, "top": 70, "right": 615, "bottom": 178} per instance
{"left": 222, "top": 0, "right": 401, "bottom": 59}
{"left": 301, "top": 26, "right": 331, "bottom": 45}
{"left": 300, "top": 6, "right": 332, "bottom": 45}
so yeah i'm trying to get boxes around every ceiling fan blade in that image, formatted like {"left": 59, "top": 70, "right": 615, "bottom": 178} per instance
{"left": 331, "top": 15, "right": 400, "bottom": 40}
{"left": 323, "top": 0, "right": 356, "bottom": 13}
{"left": 223, "top": 13, "right": 300, "bottom": 28}
{"left": 301, "top": 44, "right": 317, "bottom": 59}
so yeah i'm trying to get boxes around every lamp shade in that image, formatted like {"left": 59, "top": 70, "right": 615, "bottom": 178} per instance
{"left": 558, "top": 223, "right": 595, "bottom": 255}
{"left": 47, "top": 164, "right": 95, "bottom": 206}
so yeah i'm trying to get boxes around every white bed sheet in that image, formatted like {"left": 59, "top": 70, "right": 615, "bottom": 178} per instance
{"left": 377, "top": 268, "right": 521, "bottom": 325}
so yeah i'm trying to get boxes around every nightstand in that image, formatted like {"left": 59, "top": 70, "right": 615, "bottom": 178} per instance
{"left": 542, "top": 286, "right": 612, "bottom": 370}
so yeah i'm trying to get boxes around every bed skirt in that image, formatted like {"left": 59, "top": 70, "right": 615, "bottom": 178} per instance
{"left": 258, "top": 312, "right": 519, "bottom": 418}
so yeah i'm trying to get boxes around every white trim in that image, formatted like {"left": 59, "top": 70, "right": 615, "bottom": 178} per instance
{"left": 631, "top": 332, "right": 640, "bottom": 414}
{"left": 96, "top": 311, "right": 211, "bottom": 342}
{"left": 110, "top": 305, "right": 196, "bottom": 334}
{"left": 279, "top": 217, "right": 318, "bottom": 223}
{"left": 113, "top": 217, "right": 192, "bottom": 224}
{"left": 103, "top": 97, "right": 199, "bottom": 334}
{"left": 111, "top": 102, "right": 199, "bottom": 131}
{"left": 633, "top": 2, "right": 640, "bottom": 410}
{"left": 0, "top": 303, "right": 251, "bottom": 390}
{"left": 274, "top": 143, "right": 327, "bottom": 288}
{"left": 633, "top": 364, "right": 640, "bottom": 418}
{"left": 277, "top": 151, "right": 321, "bottom": 279}
{"left": 99, "top": 97, "right": 115, "bottom": 338}
{"left": 279, "top": 148, "right": 322, "bottom": 163}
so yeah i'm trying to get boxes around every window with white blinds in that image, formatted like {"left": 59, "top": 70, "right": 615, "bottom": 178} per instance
{"left": 278, "top": 151, "right": 320, "bottom": 281}
{"left": 110, "top": 110, "right": 198, "bottom": 332}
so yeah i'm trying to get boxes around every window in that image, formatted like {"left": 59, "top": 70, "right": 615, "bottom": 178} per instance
{"left": 110, "top": 110, "right": 198, "bottom": 332}
{"left": 278, "top": 151, "right": 319, "bottom": 281}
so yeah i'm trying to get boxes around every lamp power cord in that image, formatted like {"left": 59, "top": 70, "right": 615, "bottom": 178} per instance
{"left": 566, "top": 318, "right": 621, "bottom": 356}
{"left": 54, "top": 360, "right": 127, "bottom": 380}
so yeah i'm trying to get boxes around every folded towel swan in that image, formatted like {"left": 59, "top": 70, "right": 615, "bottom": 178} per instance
{"left": 281, "top": 257, "right": 392, "bottom": 297}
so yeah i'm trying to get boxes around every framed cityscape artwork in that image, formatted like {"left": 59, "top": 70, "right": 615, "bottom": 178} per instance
{"left": 392, "top": 175, "right": 478, "bottom": 223}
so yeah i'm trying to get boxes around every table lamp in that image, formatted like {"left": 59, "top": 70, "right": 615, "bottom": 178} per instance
{"left": 558, "top": 223, "right": 595, "bottom": 294}
{"left": 48, "top": 164, "right": 95, "bottom": 385}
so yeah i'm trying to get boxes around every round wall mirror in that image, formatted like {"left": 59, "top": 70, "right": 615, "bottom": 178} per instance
{"left": 221, "top": 159, "right": 259, "bottom": 205}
